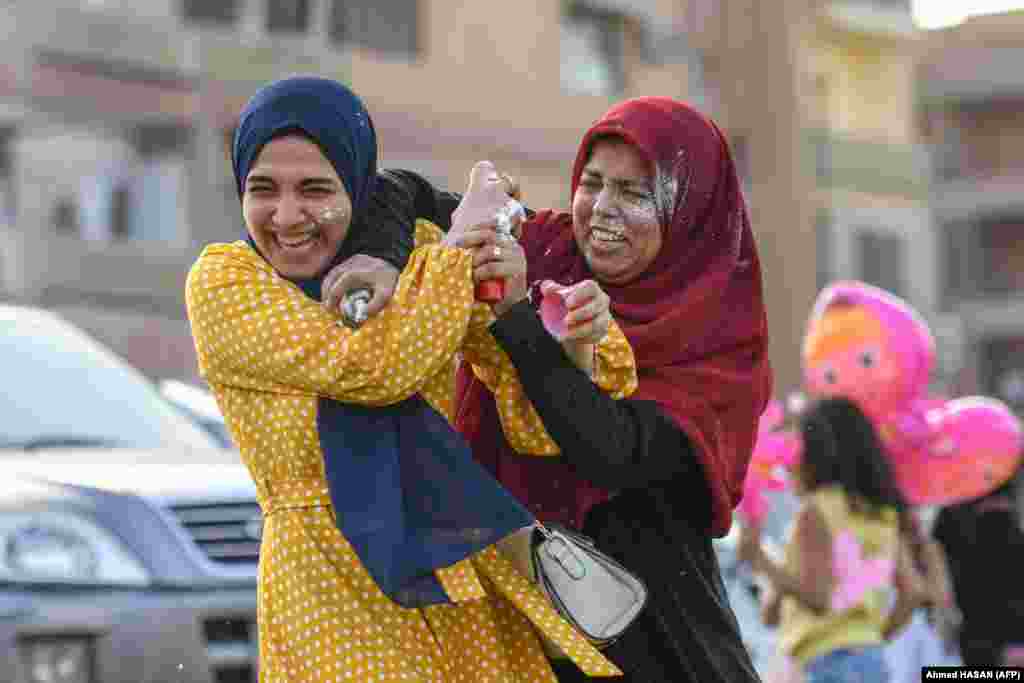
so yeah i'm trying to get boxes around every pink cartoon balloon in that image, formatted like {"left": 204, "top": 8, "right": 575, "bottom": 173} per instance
{"left": 889, "top": 396, "right": 1023, "bottom": 505}
{"left": 803, "top": 281, "right": 934, "bottom": 422}
{"left": 738, "top": 400, "right": 801, "bottom": 526}
{"left": 803, "top": 280, "right": 1023, "bottom": 505}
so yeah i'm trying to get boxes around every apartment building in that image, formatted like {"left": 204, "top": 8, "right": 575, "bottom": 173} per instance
{"left": 0, "top": 0, "right": 920, "bottom": 396}
{"left": 800, "top": 0, "right": 937, "bottom": 337}
{"left": 920, "top": 10, "right": 1024, "bottom": 407}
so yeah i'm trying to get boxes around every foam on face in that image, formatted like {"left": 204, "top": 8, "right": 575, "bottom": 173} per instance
{"left": 317, "top": 206, "right": 350, "bottom": 224}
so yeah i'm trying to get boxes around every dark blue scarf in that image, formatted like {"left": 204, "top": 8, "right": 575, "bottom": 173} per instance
{"left": 233, "top": 77, "right": 531, "bottom": 606}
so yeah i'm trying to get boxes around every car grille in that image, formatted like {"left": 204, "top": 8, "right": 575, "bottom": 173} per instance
{"left": 169, "top": 502, "right": 263, "bottom": 565}
{"left": 204, "top": 616, "right": 257, "bottom": 683}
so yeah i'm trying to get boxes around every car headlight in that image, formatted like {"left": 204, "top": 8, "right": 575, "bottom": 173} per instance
{"left": 0, "top": 511, "right": 149, "bottom": 586}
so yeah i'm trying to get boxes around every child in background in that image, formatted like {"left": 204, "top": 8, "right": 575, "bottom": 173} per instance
{"left": 739, "top": 397, "right": 924, "bottom": 683}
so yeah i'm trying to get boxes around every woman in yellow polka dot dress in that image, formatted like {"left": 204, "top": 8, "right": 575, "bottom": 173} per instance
{"left": 186, "top": 77, "right": 635, "bottom": 681}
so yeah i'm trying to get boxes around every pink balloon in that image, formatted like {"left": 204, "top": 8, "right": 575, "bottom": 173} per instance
{"left": 738, "top": 400, "right": 802, "bottom": 526}
{"left": 886, "top": 397, "right": 1024, "bottom": 506}
{"left": 803, "top": 281, "right": 934, "bottom": 422}
{"left": 802, "top": 280, "right": 1024, "bottom": 505}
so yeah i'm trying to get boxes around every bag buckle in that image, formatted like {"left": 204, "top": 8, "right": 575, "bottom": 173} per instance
{"left": 539, "top": 527, "right": 587, "bottom": 580}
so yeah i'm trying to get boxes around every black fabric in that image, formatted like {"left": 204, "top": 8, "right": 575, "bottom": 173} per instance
{"left": 548, "top": 489, "right": 762, "bottom": 683}
{"left": 348, "top": 168, "right": 417, "bottom": 272}
{"left": 489, "top": 301, "right": 703, "bottom": 494}
{"left": 490, "top": 302, "right": 761, "bottom": 683}
{"left": 375, "top": 167, "right": 535, "bottom": 235}
{"left": 378, "top": 169, "right": 462, "bottom": 232}
{"left": 934, "top": 476, "right": 1024, "bottom": 666}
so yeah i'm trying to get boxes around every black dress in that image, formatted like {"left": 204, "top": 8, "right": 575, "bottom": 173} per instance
{"left": 489, "top": 302, "right": 762, "bottom": 682}
{"left": 933, "top": 475, "right": 1024, "bottom": 666}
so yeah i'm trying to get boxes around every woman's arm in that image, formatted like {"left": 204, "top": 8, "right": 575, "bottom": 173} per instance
{"left": 463, "top": 307, "right": 638, "bottom": 457}
{"left": 739, "top": 503, "right": 834, "bottom": 615}
{"left": 884, "top": 535, "right": 927, "bottom": 639}
{"left": 487, "top": 300, "right": 702, "bottom": 490}
{"left": 379, "top": 169, "right": 463, "bottom": 232}
{"left": 920, "top": 538, "right": 955, "bottom": 610}
{"left": 760, "top": 582, "right": 783, "bottom": 627}
{"left": 342, "top": 168, "right": 418, "bottom": 271}
{"left": 186, "top": 231, "right": 477, "bottom": 405}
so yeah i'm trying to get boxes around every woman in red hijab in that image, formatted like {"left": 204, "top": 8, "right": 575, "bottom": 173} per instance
{"left": 336, "top": 97, "right": 772, "bottom": 681}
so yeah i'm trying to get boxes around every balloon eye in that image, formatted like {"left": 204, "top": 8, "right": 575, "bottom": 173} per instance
{"left": 823, "top": 367, "right": 838, "bottom": 384}
{"left": 859, "top": 349, "right": 878, "bottom": 369}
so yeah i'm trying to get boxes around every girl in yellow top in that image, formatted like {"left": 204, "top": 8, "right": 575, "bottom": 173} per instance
{"left": 738, "top": 397, "right": 923, "bottom": 683}
{"left": 186, "top": 77, "right": 636, "bottom": 681}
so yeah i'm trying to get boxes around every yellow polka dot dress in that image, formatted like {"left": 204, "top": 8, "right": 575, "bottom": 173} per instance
{"left": 186, "top": 221, "right": 637, "bottom": 681}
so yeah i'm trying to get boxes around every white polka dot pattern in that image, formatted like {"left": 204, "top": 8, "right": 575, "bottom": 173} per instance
{"left": 185, "top": 221, "right": 628, "bottom": 680}
{"left": 468, "top": 318, "right": 637, "bottom": 456}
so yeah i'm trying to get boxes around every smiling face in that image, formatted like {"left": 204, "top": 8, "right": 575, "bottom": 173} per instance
{"left": 803, "top": 305, "right": 905, "bottom": 419}
{"left": 242, "top": 134, "right": 353, "bottom": 280}
{"left": 572, "top": 138, "right": 663, "bottom": 285}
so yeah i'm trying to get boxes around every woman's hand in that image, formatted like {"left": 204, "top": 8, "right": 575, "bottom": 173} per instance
{"left": 539, "top": 280, "right": 611, "bottom": 376}
{"left": 737, "top": 521, "right": 766, "bottom": 571}
{"left": 454, "top": 226, "right": 528, "bottom": 317}
{"left": 444, "top": 161, "right": 523, "bottom": 249}
{"left": 540, "top": 280, "right": 612, "bottom": 345}
{"left": 322, "top": 254, "right": 400, "bottom": 324}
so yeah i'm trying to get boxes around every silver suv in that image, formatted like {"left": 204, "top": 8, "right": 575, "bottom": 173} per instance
{"left": 0, "top": 305, "right": 260, "bottom": 683}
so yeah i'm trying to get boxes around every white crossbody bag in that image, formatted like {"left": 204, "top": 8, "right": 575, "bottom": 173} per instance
{"left": 497, "top": 522, "right": 648, "bottom": 656}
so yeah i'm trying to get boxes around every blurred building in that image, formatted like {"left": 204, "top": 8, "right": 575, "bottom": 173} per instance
{"left": 920, "top": 9, "right": 1024, "bottom": 408}
{"left": 0, "top": 0, "right": 927, "bottom": 394}
{"left": 800, "top": 0, "right": 937, "bottom": 338}
{"left": 727, "top": 0, "right": 935, "bottom": 395}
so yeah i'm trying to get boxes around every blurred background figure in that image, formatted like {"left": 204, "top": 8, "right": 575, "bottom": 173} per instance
{"left": 2, "top": 1, "right": 1024, "bottom": 681}
{"left": 884, "top": 507, "right": 964, "bottom": 682}
{"left": 737, "top": 397, "right": 920, "bottom": 683}
{"left": 933, "top": 463, "right": 1024, "bottom": 667}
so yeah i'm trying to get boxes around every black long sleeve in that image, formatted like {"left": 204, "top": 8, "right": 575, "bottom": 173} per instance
{"left": 489, "top": 300, "right": 702, "bottom": 492}
{"left": 343, "top": 170, "right": 417, "bottom": 270}
{"left": 378, "top": 169, "right": 462, "bottom": 232}
{"left": 378, "top": 167, "right": 535, "bottom": 233}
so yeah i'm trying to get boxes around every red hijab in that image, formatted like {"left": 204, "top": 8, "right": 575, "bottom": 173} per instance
{"left": 456, "top": 98, "right": 771, "bottom": 536}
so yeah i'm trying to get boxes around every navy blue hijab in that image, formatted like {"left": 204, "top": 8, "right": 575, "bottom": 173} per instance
{"left": 232, "top": 77, "right": 532, "bottom": 606}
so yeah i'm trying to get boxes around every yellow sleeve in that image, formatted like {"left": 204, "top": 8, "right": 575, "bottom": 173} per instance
{"left": 464, "top": 314, "right": 638, "bottom": 456}
{"left": 185, "top": 226, "right": 475, "bottom": 405}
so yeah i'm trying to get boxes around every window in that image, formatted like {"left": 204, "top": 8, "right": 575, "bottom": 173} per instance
{"left": 977, "top": 216, "right": 1024, "bottom": 295}
{"left": 181, "top": 0, "right": 240, "bottom": 26}
{"left": 981, "top": 337, "right": 1024, "bottom": 412}
{"left": 133, "top": 124, "right": 192, "bottom": 159}
{"left": 110, "top": 184, "right": 132, "bottom": 240}
{"left": 816, "top": 210, "right": 833, "bottom": 290}
{"left": 940, "top": 220, "right": 969, "bottom": 308}
{"left": 267, "top": 0, "right": 310, "bottom": 34}
{"left": 52, "top": 198, "right": 79, "bottom": 235}
{"left": 561, "top": 2, "right": 624, "bottom": 96}
{"left": 0, "top": 307, "right": 218, "bottom": 452}
{"left": 870, "top": 0, "right": 911, "bottom": 10}
{"left": 935, "top": 117, "right": 964, "bottom": 181}
{"left": 857, "top": 230, "right": 905, "bottom": 298}
{"left": 0, "top": 126, "right": 14, "bottom": 223}
{"left": 0, "top": 127, "right": 12, "bottom": 178}
{"left": 329, "top": 0, "right": 419, "bottom": 57}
